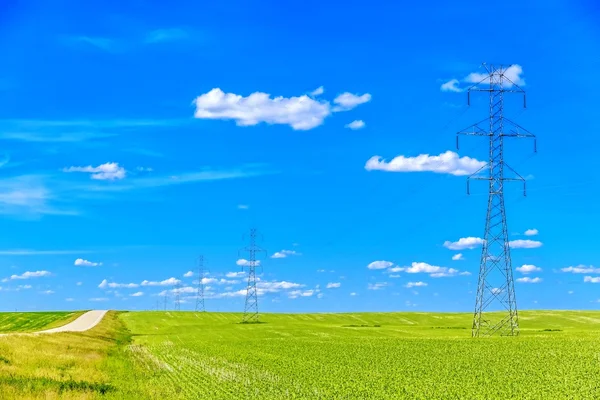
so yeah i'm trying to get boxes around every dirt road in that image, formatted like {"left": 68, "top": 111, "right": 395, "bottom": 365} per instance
{"left": 35, "top": 310, "right": 108, "bottom": 334}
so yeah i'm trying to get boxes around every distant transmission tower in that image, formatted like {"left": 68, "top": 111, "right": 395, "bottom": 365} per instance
{"left": 174, "top": 282, "right": 181, "bottom": 311}
{"left": 457, "top": 63, "right": 536, "bottom": 337}
{"left": 195, "top": 255, "right": 206, "bottom": 312}
{"left": 239, "top": 228, "right": 266, "bottom": 323}
{"left": 163, "top": 291, "right": 168, "bottom": 311}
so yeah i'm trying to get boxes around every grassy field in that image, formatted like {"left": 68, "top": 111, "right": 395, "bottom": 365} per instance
{"left": 120, "top": 311, "right": 600, "bottom": 399}
{"left": 0, "top": 310, "right": 599, "bottom": 399}
{"left": 0, "top": 311, "right": 85, "bottom": 333}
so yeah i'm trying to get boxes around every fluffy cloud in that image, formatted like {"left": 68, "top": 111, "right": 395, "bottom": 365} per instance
{"left": 440, "top": 79, "right": 462, "bottom": 92}
{"left": 74, "top": 258, "right": 102, "bottom": 267}
{"left": 271, "top": 250, "right": 300, "bottom": 259}
{"left": 326, "top": 282, "right": 341, "bottom": 289}
{"left": 140, "top": 277, "right": 181, "bottom": 286}
{"left": 63, "top": 162, "right": 126, "bottom": 180}
{"left": 367, "top": 282, "right": 388, "bottom": 290}
{"left": 444, "top": 237, "right": 484, "bottom": 250}
{"left": 10, "top": 270, "right": 51, "bottom": 280}
{"left": 365, "top": 151, "right": 485, "bottom": 176}
{"left": 130, "top": 291, "right": 144, "bottom": 297}
{"left": 516, "top": 264, "right": 541, "bottom": 274}
{"left": 441, "top": 64, "right": 525, "bottom": 92}
{"left": 516, "top": 277, "right": 542, "bottom": 283}
{"left": 183, "top": 271, "right": 194, "bottom": 278}
{"left": 464, "top": 64, "right": 525, "bottom": 86}
{"left": 345, "top": 120, "right": 365, "bottom": 130}
{"left": 584, "top": 276, "right": 600, "bottom": 283}
{"left": 562, "top": 265, "right": 600, "bottom": 274}
{"left": 288, "top": 289, "right": 315, "bottom": 299}
{"left": 310, "top": 86, "right": 324, "bottom": 96}
{"left": 405, "top": 281, "right": 427, "bottom": 288}
{"left": 236, "top": 259, "right": 261, "bottom": 267}
{"left": 98, "top": 279, "right": 139, "bottom": 289}
{"left": 452, "top": 253, "right": 464, "bottom": 261}
{"left": 332, "top": 92, "right": 372, "bottom": 111}
{"left": 391, "top": 262, "right": 468, "bottom": 278}
{"left": 524, "top": 229, "right": 539, "bottom": 236}
{"left": 367, "top": 261, "right": 394, "bottom": 270}
{"left": 192, "top": 89, "right": 324, "bottom": 130}
{"left": 509, "top": 239, "right": 543, "bottom": 249}
{"left": 225, "top": 271, "right": 245, "bottom": 278}
{"left": 192, "top": 88, "right": 371, "bottom": 131}
{"left": 89, "top": 297, "right": 108, "bottom": 302}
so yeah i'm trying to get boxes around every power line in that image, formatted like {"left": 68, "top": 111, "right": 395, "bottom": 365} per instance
{"left": 239, "top": 228, "right": 266, "bottom": 323}
{"left": 195, "top": 255, "right": 206, "bottom": 312}
{"left": 457, "top": 63, "right": 536, "bottom": 337}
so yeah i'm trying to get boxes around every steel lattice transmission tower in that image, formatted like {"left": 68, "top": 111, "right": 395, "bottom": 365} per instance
{"left": 239, "top": 228, "right": 266, "bottom": 323}
{"left": 457, "top": 63, "right": 536, "bottom": 337}
{"left": 174, "top": 282, "right": 182, "bottom": 311}
{"left": 195, "top": 255, "right": 206, "bottom": 312}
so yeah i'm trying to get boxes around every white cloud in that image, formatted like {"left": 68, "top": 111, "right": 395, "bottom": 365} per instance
{"left": 524, "top": 229, "right": 539, "bottom": 236}
{"left": 98, "top": 279, "right": 139, "bottom": 289}
{"left": 130, "top": 291, "right": 144, "bottom": 297}
{"left": 365, "top": 151, "right": 485, "bottom": 176}
{"left": 332, "top": 92, "right": 372, "bottom": 111}
{"left": 63, "top": 162, "right": 126, "bottom": 180}
{"left": 443, "top": 65, "right": 526, "bottom": 93}
{"left": 464, "top": 64, "right": 525, "bottom": 87}
{"left": 145, "top": 28, "right": 189, "bottom": 44}
{"left": 237, "top": 204, "right": 249, "bottom": 210}
{"left": 183, "top": 271, "right": 194, "bottom": 278}
{"left": 76, "top": 282, "right": 83, "bottom": 286}
{"left": 391, "top": 262, "right": 465, "bottom": 278}
{"left": 405, "top": 281, "right": 427, "bottom": 288}
{"left": 225, "top": 271, "right": 245, "bottom": 278}
{"left": 288, "top": 289, "right": 314, "bottom": 299}
{"left": 584, "top": 276, "right": 600, "bottom": 283}
{"left": 345, "top": 120, "right": 365, "bottom": 130}
{"left": 491, "top": 288, "right": 502, "bottom": 295}
{"left": 65, "top": 297, "right": 74, "bottom": 301}
{"left": 192, "top": 88, "right": 332, "bottom": 130}
{"left": 326, "top": 282, "right": 341, "bottom": 289}
{"left": 136, "top": 166, "right": 153, "bottom": 172}
{"left": 562, "top": 265, "right": 600, "bottom": 274}
{"left": 367, "top": 261, "right": 394, "bottom": 270}
{"left": 516, "top": 264, "right": 541, "bottom": 274}
{"left": 10, "top": 270, "right": 51, "bottom": 280}
{"left": 367, "top": 282, "right": 388, "bottom": 290}
{"left": 18, "top": 284, "right": 32, "bottom": 290}
{"left": 236, "top": 259, "right": 261, "bottom": 267}
{"left": 41, "top": 290, "right": 54, "bottom": 294}
{"left": 516, "top": 277, "right": 542, "bottom": 283}
{"left": 310, "top": 86, "right": 324, "bottom": 96}
{"left": 568, "top": 291, "right": 574, "bottom": 295}
{"left": 257, "top": 280, "right": 303, "bottom": 292}
{"left": 509, "top": 239, "right": 543, "bottom": 249}
{"left": 440, "top": 79, "right": 462, "bottom": 92}
{"left": 452, "top": 253, "right": 464, "bottom": 261}
{"left": 140, "top": 277, "right": 181, "bottom": 286}
{"left": 317, "top": 269, "right": 326, "bottom": 273}
{"left": 350, "top": 292, "right": 357, "bottom": 296}
{"left": 443, "top": 237, "right": 484, "bottom": 250}
{"left": 74, "top": 258, "right": 102, "bottom": 267}
{"left": 89, "top": 297, "right": 108, "bottom": 301}
{"left": 271, "top": 249, "right": 301, "bottom": 259}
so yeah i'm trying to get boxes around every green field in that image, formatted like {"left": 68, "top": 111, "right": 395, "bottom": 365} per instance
{"left": 0, "top": 310, "right": 599, "bottom": 399}
{"left": 0, "top": 311, "right": 85, "bottom": 333}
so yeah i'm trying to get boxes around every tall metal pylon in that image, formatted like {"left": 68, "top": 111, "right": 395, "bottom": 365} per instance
{"left": 195, "top": 255, "right": 206, "bottom": 312}
{"left": 457, "top": 63, "right": 536, "bottom": 337}
{"left": 174, "top": 282, "right": 182, "bottom": 311}
{"left": 239, "top": 228, "right": 266, "bottom": 323}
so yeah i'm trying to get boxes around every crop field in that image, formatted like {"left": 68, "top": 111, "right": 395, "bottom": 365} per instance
{"left": 120, "top": 311, "right": 600, "bottom": 399}
{"left": 0, "top": 311, "right": 84, "bottom": 333}
{"left": 0, "top": 310, "right": 599, "bottom": 399}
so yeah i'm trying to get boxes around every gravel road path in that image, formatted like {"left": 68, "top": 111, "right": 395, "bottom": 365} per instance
{"left": 35, "top": 310, "right": 108, "bottom": 334}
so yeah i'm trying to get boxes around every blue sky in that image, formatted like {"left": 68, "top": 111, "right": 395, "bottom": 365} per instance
{"left": 0, "top": 0, "right": 598, "bottom": 312}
